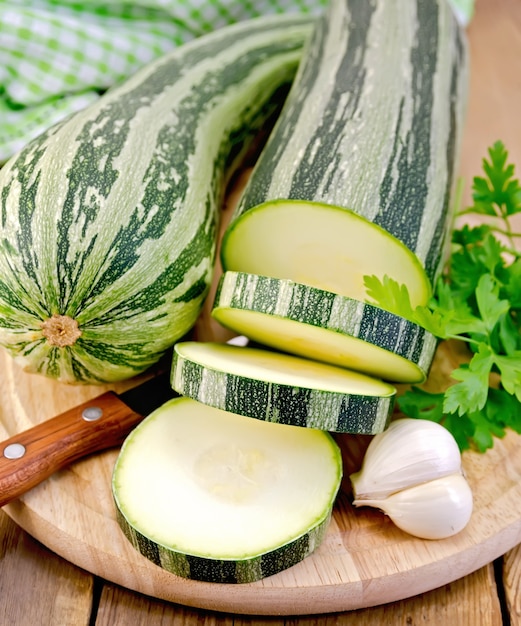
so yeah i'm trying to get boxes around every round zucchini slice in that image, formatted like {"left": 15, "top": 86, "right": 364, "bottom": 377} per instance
{"left": 171, "top": 341, "right": 395, "bottom": 433}
{"left": 112, "top": 397, "right": 342, "bottom": 583}
{"left": 212, "top": 271, "right": 437, "bottom": 384}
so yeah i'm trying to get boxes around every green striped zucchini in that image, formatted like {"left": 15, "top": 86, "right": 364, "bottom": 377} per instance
{"left": 113, "top": 396, "right": 342, "bottom": 583}
{"left": 0, "top": 15, "right": 313, "bottom": 384}
{"left": 171, "top": 341, "right": 395, "bottom": 433}
{"left": 212, "top": 271, "right": 437, "bottom": 383}
{"left": 221, "top": 0, "right": 469, "bottom": 309}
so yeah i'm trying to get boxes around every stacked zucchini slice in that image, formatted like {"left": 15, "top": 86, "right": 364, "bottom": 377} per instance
{"left": 114, "top": 0, "right": 468, "bottom": 584}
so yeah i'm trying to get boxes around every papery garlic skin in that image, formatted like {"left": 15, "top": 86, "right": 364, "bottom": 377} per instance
{"left": 353, "top": 473, "right": 473, "bottom": 540}
{"left": 350, "top": 418, "right": 463, "bottom": 500}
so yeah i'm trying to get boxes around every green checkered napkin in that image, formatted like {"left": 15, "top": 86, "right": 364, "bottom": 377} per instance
{"left": 0, "top": 0, "right": 474, "bottom": 163}
{"left": 0, "top": 0, "right": 327, "bottom": 162}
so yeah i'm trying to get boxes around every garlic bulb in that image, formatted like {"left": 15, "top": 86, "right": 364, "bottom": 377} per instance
{"left": 350, "top": 418, "right": 474, "bottom": 540}
{"left": 351, "top": 418, "right": 463, "bottom": 500}
{"left": 353, "top": 473, "right": 473, "bottom": 540}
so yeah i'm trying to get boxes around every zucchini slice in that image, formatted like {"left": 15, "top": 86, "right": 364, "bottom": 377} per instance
{"left": 171, "top": 341, "right": 395, "bottom": 433}
{"left": 220, "top": 0, "right": 468, "bottom": 309}
{"left": 112, "top": 397, "right": 342, "bottom": 583}
{"left": 223, "top": 201, "right": 431, "bottom": 308}
{"left": 212, "top": 271, "right": 437, "bottom": 383}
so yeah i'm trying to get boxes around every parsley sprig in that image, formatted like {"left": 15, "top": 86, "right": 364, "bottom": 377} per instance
{"left": 364, "top": 141, "right": 521, "bottom": 452}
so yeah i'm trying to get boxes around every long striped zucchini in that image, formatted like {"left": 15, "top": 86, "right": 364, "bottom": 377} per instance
{"left": 221, "top": 0, "right": 469, "bottom": 309}
{"left": 113, "top": 396, "right": 342, "bottom": 583}
{"left": 212, "top": 271, "right": 437, "bottom": 383}
{"left": 171, "top": 341, "right": 395, "bottom": 433}
{"left": 0, "top": 15, "right": 313, "bottom": 384}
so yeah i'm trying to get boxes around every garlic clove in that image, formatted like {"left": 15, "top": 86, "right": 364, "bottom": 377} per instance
{"left": 353, "top": 473, "right": 473, "bottom": 540}
{"left": 350, "top": 418, "right": 463, "bottom": 500}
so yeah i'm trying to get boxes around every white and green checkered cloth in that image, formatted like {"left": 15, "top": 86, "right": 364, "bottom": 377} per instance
{"left": 0, "top": 0, "right": 474, "bottom": 163}
{"left": 0, "top": 0, "right": 329, "bottom": 161}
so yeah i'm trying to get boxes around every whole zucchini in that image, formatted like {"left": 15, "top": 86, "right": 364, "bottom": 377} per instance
{"left": 0, "top": 15, "right": 312, "bottom": 383}
{"left": 221, "top": 0, "right": 469, "bottom": 308}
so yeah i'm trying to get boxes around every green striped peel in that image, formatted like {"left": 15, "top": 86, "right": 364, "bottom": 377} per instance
{"left": 0, "top": 15, "right": 313, "bottom": 383}
{"left": 212, "top": 271, "right": 438, "bottom": 383}
{"left": 221, "top": 0, "right": 469, "bottom": 306}
{"left": 115, "top": 502, "right": 331, "bottom": 584}
{"left": 171, "top": 341, "right": 395, "bottom": 433}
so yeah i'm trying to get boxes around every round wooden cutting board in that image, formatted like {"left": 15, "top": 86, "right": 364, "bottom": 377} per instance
{"left": 1, "top": 343, "right": 521, "bottom": 616}
{"left": 1, "top": 0, "right": 521, "bottom": 616}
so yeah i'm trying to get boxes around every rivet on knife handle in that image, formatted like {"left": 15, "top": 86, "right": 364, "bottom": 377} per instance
{"left": 0, "top": 392, "right": 143, "bottom": 508}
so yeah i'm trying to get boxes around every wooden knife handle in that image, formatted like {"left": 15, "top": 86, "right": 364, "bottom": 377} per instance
{"left": 0, "top": 392, "right": 143, "bottom": 508}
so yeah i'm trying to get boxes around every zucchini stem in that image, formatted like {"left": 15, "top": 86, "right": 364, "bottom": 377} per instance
{"left": 41, "top": 314, "right": 81, "bottom": 347}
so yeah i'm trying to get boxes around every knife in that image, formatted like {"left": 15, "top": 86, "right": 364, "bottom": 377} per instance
{"left": 0, "top": 371, "right": 175, "bottom": 508}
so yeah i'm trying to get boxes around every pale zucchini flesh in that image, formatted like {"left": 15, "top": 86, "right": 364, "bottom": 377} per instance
{"left": 222, "top": 200, "right": 431, "bottom": 308}
{"left": 113, "top": 396, "right": 342, "bottom": 583}
{"left": 171, "top": 341, "right": 395, "bottom": 433}
{"left": 212, "top": 271, "right": 437, "bottom": 383}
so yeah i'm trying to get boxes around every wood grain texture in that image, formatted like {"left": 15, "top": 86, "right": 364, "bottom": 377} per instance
{"left": 503, "top": 545, "right": 521, "bottom": 625}
{"left": 94, "top": 563, "right": 503, "bottom": 626}
{"left": 1, "top": 313, "right": 520, "bottom": 616}
{"left": 0, "top": 506, "right": 506, "bottom": 626}
{"left": 0, "top": 510, "right": 93, "bottom": 625}
{"left": 1, "top": 0, "right": 521, "bottom": 618}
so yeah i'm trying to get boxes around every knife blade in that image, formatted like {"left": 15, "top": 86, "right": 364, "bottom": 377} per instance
{"left": 0, "top": 371, "right": 175, "bottom": 508}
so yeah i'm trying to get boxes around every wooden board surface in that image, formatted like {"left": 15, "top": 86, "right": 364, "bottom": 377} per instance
{"left": 1, "top": 0, "right": 521, "bottom": 616}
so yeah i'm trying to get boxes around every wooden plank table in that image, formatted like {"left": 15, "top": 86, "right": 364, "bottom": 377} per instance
{"left": 1, "top": 0, "right": 521, "bottom": 623}
{"left": 0, "top": 509, "right": 515, "bottom": 624}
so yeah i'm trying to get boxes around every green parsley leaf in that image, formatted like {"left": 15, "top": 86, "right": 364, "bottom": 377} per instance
{"left": 363, "top": 274, "right": 416, "bottom": 321}
{"left": 498, "top": 311, "right": 520, "bottom": 355}
{"left": 474, "top": 273, "right": 510, "bottom": 334}
{"left": 443, "top": 344, "right": 493, "bottom": 415}
{"left": 397, "top": 387, "right": 445, "bottom": 422}
{"left": 487, "top": 388, "right": 521, "bottom": 434}
{"left": 442, "top": 413, "right": 477, "bottom": 451}
{"left": 448, "top": 227, "right": 505, "bottom": 303}
{"left": 467, "top": 409, "right": 504, "bottom": 453}
{"left": 492, "top": 352, "right": 521, "bottom": 401}
{"left": 368, "top": 141, "right": 521, "bottom": 452}
{"left": 469, "top": 140, "right": 521, "bottom": 219}
{"left": 504, "top": 258, "right": 521, "bottom": 308}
